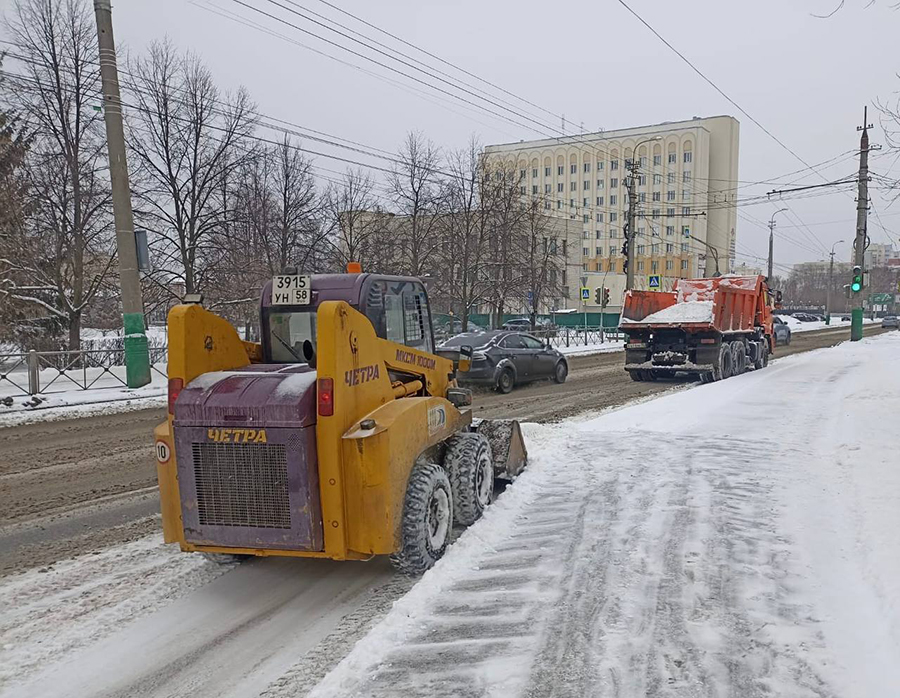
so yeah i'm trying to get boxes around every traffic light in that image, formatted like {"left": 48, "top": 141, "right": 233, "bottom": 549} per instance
{"left": 602, "top": 287, "right": 610, "bottom": 307}
{"left": 851, "top": 265, "right": 863, "bottom": 293}
{"left": 594, "top": 287, "right": 602, "bottom": 304}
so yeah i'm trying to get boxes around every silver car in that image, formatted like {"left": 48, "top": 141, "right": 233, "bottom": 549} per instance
{"left": 882, "top": 316, "right": 899, "bottom": 329}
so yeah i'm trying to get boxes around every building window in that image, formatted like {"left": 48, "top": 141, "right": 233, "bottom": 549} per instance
{"left": 681, "top": 259, "right": 688, "bottom": 270}
{"left": 683, "top": 171, "right": 691, "bottom": 183}
{"left": 545, "top": 166, "right": 551, "bottom": 176}
{"left": 610, "top": 194, "right": 617, "bottom": 206}
{"left": 583, "top": 230, "right": 590, "bottom": 239}
{"left": 610, "top": 212, "right": 618, "bottom": 222}
{"left": 519, "top": 186, "right": 526, "bottom": 194}
{"left": 558, "top": 165, "right": 564, "bottom": 176}
{"left": 610, "top": 159, "right": 619, "bottom": 170}
{"left": 653, "top": 173, "right": 662, "bottom": 185}
{"left": 652, "top": 208, "right": 660, "bottom": 219}
{"left": 597, "top": 179, "right": 604, "bottom": 189}
{"left": 681, "top": 243, "right": 689, "bottom": 252}
{"left": 640, "top": 156, "right": 648, "bottom": 167}
{"left": 583, "top": 214, "right": 590, "bottom": 223}
{"left": 666, "top": 243, "right": 674, "bottom": 253}
{"left": 584, "top": 162, "right": 591, "bottom": 173}
{"left": 520, "top": 169, "right": 526, "bottom": 180}
{"left": 583, "top": 197, "right": 589, "bottom": 207}
{"left": 637, "top": 244, "right": 645, "bottom": 255}
{"left": 545, "top": 184, "right": 551, "bottom": 193}
{"left": 668, "top": 172, "right": 675, "bottom": 184}
{"left": 639, "top": 192, "right": 646, "bottom": 203}
{"left": 596, "top": 229, "right": 602, "bottom": 239}
{"left": 557, "top": 199, "right": 562, "bottom": 209}
{"left": 597, "top": 161, "right": 604, "bottom": 170}
{"left": 652, "top": 191, "right": 661, "bottom": 202}
{"left": 570, "top": 182, "right": 577, "bottom": 191}
{"left": 667, "top": 190, "right": 675, "bottom": 201}
{"left": 584, "top": 180, "right": 590, "bottom": 190}
{"left": 625, "top": 158, "right": 633, "bottom": 167}
{"left": 569, "top": 198, "right": 575, "bottom": 208}
{"left": 637, "top": 261, "right": 645, "bottom": 271}
{"left": 684, "top": 151, "right": 692, "bottom": 163}
{"left": 638, "top": 175, "right": 647, "bottom": 186}
{"left": 532, "top": 185, "right": 538, "bottom": 195}
{"left": 651, "top": 243, "right": 659, "bottom": 255}
{"left": 667, "top": 208, "right": 675, "bottom": 218}
{"left": 610, "top": 228, "right": 618, "bottom": 238}
{"left": 666, "top": 226, "right": 674, "bottom": 236}
{"left": 570, "top": 164, "right": 577, "bottom": 174}
{"left": 532, "top": 168, "right": 538, "bottom": 178}
{"left": 683, "top": 190, "right": 691, "bottom": 201}
{"left": 558, "top": 182, "right": 564, "bottom": 192}
{"left": 596, "top": 196, "right": 604, "bottom": 206}
{"left": 682, "top": 206, "right": 691, "bottom": 216}
{"left": 544, "top": 201, "right": 551, "bottom": 210}
{"left": 666, "top": 260, "right": 673, "bottom": 270}
{"left": 610, "top": 177, "right": 618, "bottom": 188}
{"left": 668, "top": 153, "right": 677, "bottom": 164}
{"left": 583, "top": 247, "right": 590, "bottom": 257}
{"left": 682, "top": 226, "right": 691, "bottom": 237}
{"left": 651, "top": 261, "right": 658, "bottom": 272}
{"left": 653, "top": 154, "right": 662, "bottom": 166}
{"left": 596, "top": 212, "right": 604, "bottom": 222}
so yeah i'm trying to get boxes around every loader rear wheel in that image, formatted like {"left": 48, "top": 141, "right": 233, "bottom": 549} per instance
{"left": 391, "top": 462, "right": 453, "bottom": 575}
{"left": 629, "top": 369, "right": 643, "bottom": 381}
{"left": 444, "top": 432, "right": 494, "bottom": 526}
{"left": 496, "top": 368, "right": 515, "bottom": 394}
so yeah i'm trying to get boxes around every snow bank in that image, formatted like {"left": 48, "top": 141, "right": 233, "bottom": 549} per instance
{"left": 556, "top": 340, "right": 624, "bottom": 357}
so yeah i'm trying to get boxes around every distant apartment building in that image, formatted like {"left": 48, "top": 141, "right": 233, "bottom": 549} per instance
{"left": 864, "top": 242, "right": 900, "bottom": 269}
{"left": 484, "top": 115, "right": 740, "bottom": 304}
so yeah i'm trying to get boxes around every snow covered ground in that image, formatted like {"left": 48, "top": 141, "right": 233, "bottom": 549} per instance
{"left": 781, "top": 314, "right": 878, "bottom": 334}
{"left": 556, "top": 339, "right": 624, "bottom": 357}
{"left": 1, "top": 332, "right": 897, "bottom": 698}
{"left": 308, "top": 331, "right": 900, "bottom": 697}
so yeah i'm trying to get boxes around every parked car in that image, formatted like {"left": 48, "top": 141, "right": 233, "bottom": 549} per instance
{"left": 502, "top": 318, "right": 532, "bottom": 331}
{"left": 773, "top": 316, "right": 792, "bottom": 346}
{"left": 439, "top": 330, "right": 568, "bottom": 393}
{"left": 841, "top": 315, "right": 851, "bottom": 322}
{"left": 792, "top": 313, "right": 818, "bottom": 322}
{"left": 882, "top": 315, "right": 899, "bottom": 329}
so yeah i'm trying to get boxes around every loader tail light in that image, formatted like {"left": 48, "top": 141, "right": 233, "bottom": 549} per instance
{"left": 317, "top": 377, "right": 334, "bottom": 416}
{"left": 168, "top": 378, "right": 184, "bottom": 414}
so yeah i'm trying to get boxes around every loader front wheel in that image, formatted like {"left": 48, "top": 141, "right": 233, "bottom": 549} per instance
{"left": 444, "top": 432, "right": 494, "bottom": 526}
{"left": 391, "top": 462, "right": 453, "bottom": 575}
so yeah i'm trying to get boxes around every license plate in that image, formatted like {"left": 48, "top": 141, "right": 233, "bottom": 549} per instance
{"left": 271, "top": 275, "right": 311, "bottom": 305}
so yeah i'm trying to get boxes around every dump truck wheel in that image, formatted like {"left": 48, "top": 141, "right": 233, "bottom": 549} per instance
{"left": 733, "top": 342, "right": 747, "bottom": 375}
{"left": 719, "top": 343, "right": 734, "bottom": 379}
{"left": 552, "top": 360, "right": 568, "bottom": 384}
{"left": 754, "top": 340, "right": 768, "bottom": 370}
{"left": 390, "top": 462, "right": 453, "bottom": 575}
{"left": 496, "top": 367, "right": 515, "bottom": 394}
{"left": 444, "top": 432, "right": 494, "bottom": 526}
{"left": 700, "top": 371, "right": 715, "bottom": 384}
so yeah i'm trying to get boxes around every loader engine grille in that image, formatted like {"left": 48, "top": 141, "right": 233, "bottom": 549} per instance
{"left": 192, "top": 442, "right": 291, "bottom": 529}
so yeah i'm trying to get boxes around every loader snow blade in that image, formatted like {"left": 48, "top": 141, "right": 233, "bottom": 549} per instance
{"left": 475, "top": 419, "right": 528, "bottom": 480}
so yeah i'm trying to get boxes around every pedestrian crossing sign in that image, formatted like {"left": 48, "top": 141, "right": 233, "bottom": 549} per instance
{"left": 648, "top": 275, "right": 661, "bottom": 289}
{"left": 581, "top": 287, "right": 590, "bottom": 300}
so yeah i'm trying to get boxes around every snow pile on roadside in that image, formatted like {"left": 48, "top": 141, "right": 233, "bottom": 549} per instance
{"left": 779, "top": 315, "right": 879, "bottom": 333}
{"left": 309, "top": 332, "right": 900, "bottom": 697}
{"left": 0, "top": 534, "right": 233, "bottom": 691}
{"left": 0, "top": 393, "right": 166, "bottom": 428}
{"left": 556, "top": 340, "right": 624, "bottom": 357}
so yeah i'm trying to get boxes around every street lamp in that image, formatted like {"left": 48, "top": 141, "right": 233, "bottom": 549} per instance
{"left": 625, "top": 136, "right": 662, "bottom": 290}
{"left": 767, "top": 208, "right": 789, "bottom": 280}
{"left": 825, "top": 239, "right": 844, "bottom": 324}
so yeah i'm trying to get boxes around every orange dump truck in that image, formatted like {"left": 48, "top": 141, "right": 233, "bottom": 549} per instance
{"left": 619, "top": 275, "right": 775, "bottom": 383}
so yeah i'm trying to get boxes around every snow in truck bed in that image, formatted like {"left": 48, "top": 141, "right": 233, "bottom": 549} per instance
{"left": 624, "top": 299, "right": 714, "bottom": 325}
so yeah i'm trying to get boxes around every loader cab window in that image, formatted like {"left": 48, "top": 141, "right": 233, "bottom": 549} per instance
{"left": 364, "top": 279, "right": 434, "bottom": 353}
{"left": 268, "top": 311, "right": 316, "bottom": 363}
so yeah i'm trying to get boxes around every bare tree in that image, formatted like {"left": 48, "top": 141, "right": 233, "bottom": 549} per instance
{"left": 387, "top": 131, "right": 443, "bottom": 276}
{"left": 321, "top": 168, "right": 386, "bottom": 271}
{"left": 0, "top": 0, "right": 115, "bottom": 350}
{"left": 518, "top": 196, "right": 568, "bottom": 327}
{"left": 127, "top": 39, "right": 256, "bottom": 295}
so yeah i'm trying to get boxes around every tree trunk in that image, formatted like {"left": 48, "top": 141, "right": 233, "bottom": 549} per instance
{"left": 68, "top": 310, "right": 81, "bottom": 352}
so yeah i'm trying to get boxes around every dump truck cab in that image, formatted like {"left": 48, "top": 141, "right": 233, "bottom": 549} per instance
{"left": 154, "top": 269, "right": 526, "bottom": 573}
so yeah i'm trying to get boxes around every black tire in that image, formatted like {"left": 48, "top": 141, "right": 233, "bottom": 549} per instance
{"left": 762, "top": 340, "right": 770, "bottom": 367}
{"left": 444, "top": 432, "right": 494, "bottom": 526}
{"left": 629, "top": 370, "right": 643, "bottom": 382}
{"left": 700, "top": 371, "right": 715, "bottom": 384}
{"left": 733, "top": 342, "right": 747, "bottom": 375}
{"left": 643, "top": 369, "right": 658, "bottom": 382}
{"left": 200, "top": 552, "right": 249, "bottom": 565}
{"left": 719, "top": 342, "right": 734, "bottom": 379}
{"left": 390, "top": 462, "right": 453, "bottom": 575}
{"left": 753, "top": 340, "right": 768, "bottom": 370}
{"left": 552, "top": 360, "right": 568, "bottom": 384}
{"left": 496, "top": 367, "right": 514, "bottom": 394}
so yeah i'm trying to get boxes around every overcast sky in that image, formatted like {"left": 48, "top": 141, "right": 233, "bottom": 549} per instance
{"left": 54, "top": 0, "right": 900, "bottom": 268}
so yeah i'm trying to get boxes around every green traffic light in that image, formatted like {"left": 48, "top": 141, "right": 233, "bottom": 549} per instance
{"left": 851, "top": 280, "right": 862, "bottom": 292}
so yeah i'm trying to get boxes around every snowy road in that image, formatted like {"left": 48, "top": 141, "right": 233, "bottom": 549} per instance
{"left": 308, "top": 332, "right": 900, "bottom": 698}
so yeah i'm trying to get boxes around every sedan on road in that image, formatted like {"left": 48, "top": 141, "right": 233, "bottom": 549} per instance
{"left": 882, "top": 315, "right": 899, "bottom": 329}
{"left": 439, "top": 330, "right": 568, "bottom": 393}
{"left": 773, "top": 316, "right": 792, "bottom": 346}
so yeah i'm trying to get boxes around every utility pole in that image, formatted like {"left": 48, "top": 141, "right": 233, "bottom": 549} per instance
{"left": 851, "top": 108, "right": 872, "bottom": 342}
{"left": 767, "top": 208, "right": 788, "bottom": 281}
{"left": 94, "top": 0, "right": 150, "bottom": 387}
{"left": 825, "top": 239, "right": 844, "bottom": 325}
{"left": 625, "top": 162, "right": 638, "bottom": 291}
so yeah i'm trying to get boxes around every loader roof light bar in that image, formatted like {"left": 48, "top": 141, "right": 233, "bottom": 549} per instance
{"left": 346, "top": 261, "right": 362, "bottom": 274}
{"left": 317, "top": 377, "right": 334, "bottom": 416}
{"left": 851, "top": 265, "right": 863, "bottom": 293}
{"left": 167, "top": 377, "right": 184, "bottom": 414}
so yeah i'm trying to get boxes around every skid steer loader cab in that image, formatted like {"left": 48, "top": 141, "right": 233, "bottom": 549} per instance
{"left": 155, "top": 270, "right": 527, "bottom": 574}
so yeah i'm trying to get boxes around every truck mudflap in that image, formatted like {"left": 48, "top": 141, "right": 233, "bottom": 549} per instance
{"left": 473, "top": 418, "right": 528, "bottom": 480}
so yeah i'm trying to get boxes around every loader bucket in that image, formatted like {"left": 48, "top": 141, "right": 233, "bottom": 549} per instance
{"left": 475, "top": 419, "right": 528, "bottom": 480}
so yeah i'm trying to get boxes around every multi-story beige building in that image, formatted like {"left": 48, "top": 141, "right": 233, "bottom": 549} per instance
{"left": 484, "top": 115, "right": 740, "bottom": 308}
{"left": 864, "top": 242, "right": 899, "bottom": 269}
